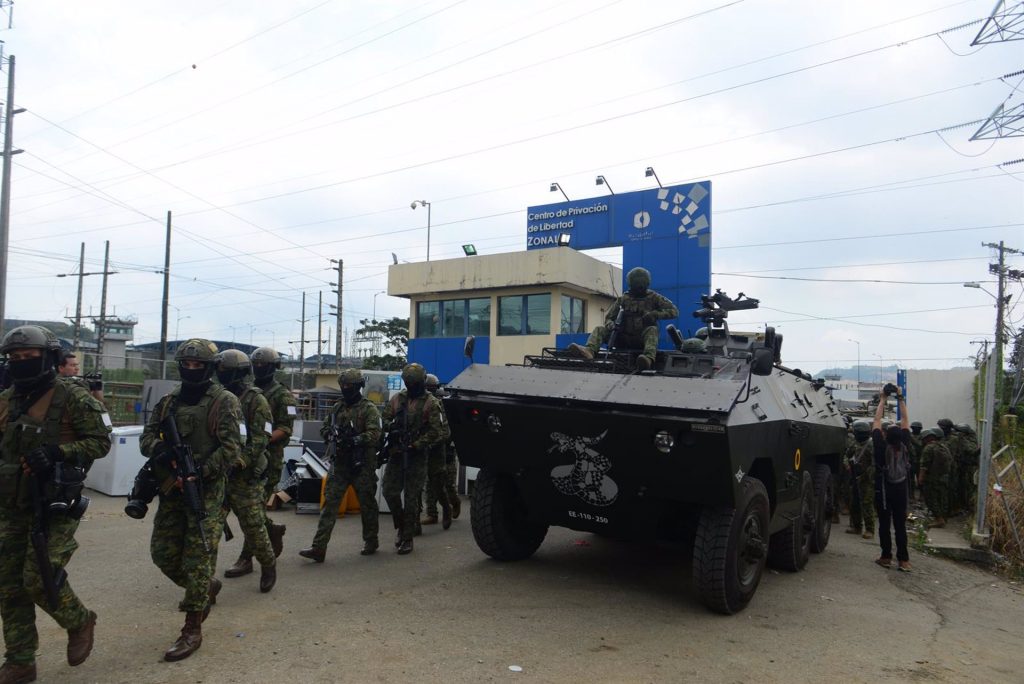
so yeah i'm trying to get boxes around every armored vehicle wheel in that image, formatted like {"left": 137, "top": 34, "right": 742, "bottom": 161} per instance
{"left": 692, "top": 476, "right": 770, "bottom": 615}
{"left": 809, "top": 464, "right": 833, "bottom": 553}
{"left": 767, "top": 471, "right": 813, "bottom": 572}
{"left": 471, "top": 468, "right": 548, "bottom": 561}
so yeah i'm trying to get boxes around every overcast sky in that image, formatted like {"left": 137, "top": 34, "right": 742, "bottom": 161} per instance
{"left": 4, "top": 0, "right": 1021, "bottom": 373}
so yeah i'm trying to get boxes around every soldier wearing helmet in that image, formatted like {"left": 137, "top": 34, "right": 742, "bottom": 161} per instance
{"left": 299, "top": 368, "right": 382, "bottom": 560}
{"left": 908, "top": 421, "right": 924, "bottom": 501}
{"left": 139, "top": 338, "right": 243, "bottom": 661}
{"left": 844, "top": 420, "right": 875, "bottom": 540}
{"left": 951, "top": 422, "right": 980, "bottom": 512}
{"left": 918, "top": 428, "right": 952, "bottom": 528}
{"left": 245, "top": 346, "right": 292, "bottom": 563}
{"left": 214, "top": 350, "right": 278, "bottom": 593}
{"left": 935, "top": 419, "right": 961, "bottom": 516}
{"left": 420, "top": 373, "right": 456, "bottom": 529}
{"left": 0, "top": 326, "right": 111, "bottom": 681}
{"left": 567, "top": 267, "right": 678, "bottom": 371}
{"left": 380, "top": 363, "right": 445, "bottom": 555}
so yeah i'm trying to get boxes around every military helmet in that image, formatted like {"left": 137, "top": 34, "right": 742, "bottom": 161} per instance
{"left": 694, "top": 327, "right": 709, "bottom": 340}
{"left": 250, "top": 346, "right": 282, "bottom": 368}
{"left": 954, "top": 422, "right": 973, "bottom": 434}
{"left": 1, "top": 325, "right": 61, "bottom": 355}
{"left": 338, "top": 368, "right": 364, "bottom": 388}
{"left": 852, "top": 420, "right": 871, "bottom": 435}
{"left": 681, "top": 337, "right": 707, "bottom": 353}
{"left": 910, "top": 421, "right": 922, "bottom": 429}
{"left": 425, "top": 373, "right": 440, "bottom": 388}
{"left": 626, "top": 267, "right": 651, "bottom": 292}
{"left": 175, "top": 338, "right": 218, "bottom": 363}
{"left": 216, "top": 349, "right": 251, "bottom": 371}
{"left": 922, "top": 427, "right": 943, "bottom": 441}
{"left": 401, "top": 362, "right": 426, "bottom": 385}
{"left": 937, "top": 418, "right": 953, "bottom": 429}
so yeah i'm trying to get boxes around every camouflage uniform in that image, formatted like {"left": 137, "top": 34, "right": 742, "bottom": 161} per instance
{"left": 221, "top": 383, "right": 275, "bottom": 570}
{"left": 141, "top": 384, "right": 242, "bottom": 613}
{"left": 256, "top": 379, "right": 296, "bottom": 501}
{"left": 0, "top": 381, "right": 111, "bottom": 667}
{"left": 582, "top": 290, "right": 678, "bottom": 360}
{"left": 382, "top": 389, "right": 445, "bottom": 545}
{"left": 908, "top": 427, "right": 923, "bottom": 500}
{"left": 953, "top": 425, "right": 979, "bottom": 511}
{"left": 311, "top": 396, "right": 382, "bottom": 551}
{"left": 942, "top": 432, "right": 961, "bottom": 515}
{"left": 421, "top": 397, "right": 453, "bottom": 523}
{"left": 846, "top": 438, "right": 875, "bottom": 535}
{"left": 920, "top": 438, "right": 952, "bottom": 521}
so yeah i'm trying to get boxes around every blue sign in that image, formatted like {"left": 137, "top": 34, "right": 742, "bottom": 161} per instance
{"left": 527, "top": 182, "right": 712, "bottom": 341}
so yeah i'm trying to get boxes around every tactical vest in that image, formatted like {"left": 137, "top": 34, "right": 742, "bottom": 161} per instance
{"left": 388, "top": 393, "right": 433, "bottom": 442}
{"left": 0, "top": 383, "right": 76, "bottom": 510}
{"left": 157, "top": 385, "right": 233, "bottom": 466}
{"left": 618, "top": 293, "right": 659, "bottom": 336}
{"left": 238, "top": 385, "right": 268, "bottom": 474}
{"left": 262, "top": 381, "right": 293, "bottom": 460}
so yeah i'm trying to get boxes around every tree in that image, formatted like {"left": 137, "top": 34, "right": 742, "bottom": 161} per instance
{"left": 356, "top": 317, "right": 408, "bottom": 370}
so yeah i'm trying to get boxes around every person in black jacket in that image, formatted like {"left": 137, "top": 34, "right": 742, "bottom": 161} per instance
{"left": 871, "top": 384, "right": 912, "bottom": 572}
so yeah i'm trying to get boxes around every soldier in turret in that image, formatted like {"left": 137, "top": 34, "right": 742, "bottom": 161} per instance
{"left": 567, "top": 267, "right": 678, "bottom": 370}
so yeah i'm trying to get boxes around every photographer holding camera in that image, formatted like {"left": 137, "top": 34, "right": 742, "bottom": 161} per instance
{"left": 872, "top": 382, "right": 913, "bottom": 572}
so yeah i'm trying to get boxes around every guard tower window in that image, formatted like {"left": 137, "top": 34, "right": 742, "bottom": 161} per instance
{"left": 560, "top": 295, "right": 586, "bottom": 334}
{"left": 416, "top": 298, "right": 491, "bottom": 338}
{"left": 498, "top": 293, "right": 551, "bottom": 335}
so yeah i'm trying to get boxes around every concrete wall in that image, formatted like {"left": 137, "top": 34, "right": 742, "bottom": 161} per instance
{"left": 906, "top": 368, "right": 977, "bottom": 429}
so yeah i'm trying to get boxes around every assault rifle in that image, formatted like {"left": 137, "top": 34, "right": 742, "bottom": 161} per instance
{"left": 30, "top": 474, "right": 66, "bottom": 611}
{"left": 219, "top": 466, "right": 235, "bottom": 543}
{"left": 606, "top": 308, "right": 625, "bottom": 351}
{"left": 161, "top": 414, "right": 210, "bottom": 552}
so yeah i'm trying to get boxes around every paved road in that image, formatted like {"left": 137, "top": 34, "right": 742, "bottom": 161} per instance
{"left": 27, "top": 491, "right": 1023, "bottom": 683}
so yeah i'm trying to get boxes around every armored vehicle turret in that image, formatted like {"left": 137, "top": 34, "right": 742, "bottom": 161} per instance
{"left": 444, "top": 291, "right": 846, "bottom": 614}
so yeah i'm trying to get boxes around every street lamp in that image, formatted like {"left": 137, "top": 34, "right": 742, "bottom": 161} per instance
{"left": 263, "top": 329, "right": 276, "bottom": 348}
{"left": 373, "top": 290, "right": 386, "bottom": 321}
{"left": 872, "top": 353, "right": 883, "bottom": 384}
{"left": 175, "top": 313, "right": 190, "bottom": 341}
{"left": 848, "top": 338, "right": 860, "bottom": 390}
{"left": 410, "top": 199, "right": 432, "bottom": 261}
{"left": 595, "top": 175, "right": 615, "bottom": 195}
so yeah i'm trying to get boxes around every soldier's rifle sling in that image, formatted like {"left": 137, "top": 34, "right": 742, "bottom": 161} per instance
{"left": 30, "top": 474, "right": 66, "bottom": 612}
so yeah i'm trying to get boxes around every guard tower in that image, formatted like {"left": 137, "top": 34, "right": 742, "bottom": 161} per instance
{"left": 90, "top": 315, "right": 137, "bottom": 370}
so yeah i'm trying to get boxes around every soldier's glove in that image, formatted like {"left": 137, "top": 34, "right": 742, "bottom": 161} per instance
{"left": 151, "top": 441, "right": 175, "bottom": 468}
{"left": 25, "top": 445, "right": 63, "bottom": 479}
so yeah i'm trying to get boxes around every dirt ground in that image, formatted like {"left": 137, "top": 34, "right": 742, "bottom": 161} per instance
{"left": 24, "top": 491, "right": 1024, "bottom": 683}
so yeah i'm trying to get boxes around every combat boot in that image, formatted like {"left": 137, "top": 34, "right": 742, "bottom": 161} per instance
{"left": 360, "top": 538, "right": 379, "bottom": 556}
{"left": 224, "top": 552, "right": 253, "bottom": 578}
{"left": 259, "top": 564, "right": 277, "bottom": 593}
{"left": 441, "top": 500, "right": 452, "bottom": 530}
{"left": 567, "top": 343, "right": 594, "bottom": 360}
{"left": 267, "top": 522, "right": 286, "bottom": 557}
{"left": 929, "top": 517, "right": 946, "bottom": 529}
{"left": 862, "top": 529, "right": 874, "bottom": 539}
{"left": 636, "top": 354, "right": 653, "bottom": 371}
{"left": 421, "top": 514, "right": 438, "bottom": 525}
{"left": 67, "top": 610, "right": 97, "bottom": 666}
{"left": 414, "top": 521, "right": 423, "bottom": 537}
{"left": 451, "top": 495, "right": 461, "bottom": 519}
{"left": 0, "top": 660, "right": 36, "bottom": 684}
{"left": 397, "top": 538, "right": 413, "bottom": 555}
{"left": 298, "top": 547, "right": 326, "bottom": 562}
{"left": 164, "top": 611, "right": 203, "bottom": 662}
{"left": 845, "top": 527, "right": 862, "bottom": 535}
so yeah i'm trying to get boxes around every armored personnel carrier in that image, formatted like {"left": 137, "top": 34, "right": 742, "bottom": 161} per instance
{"left": 444, "top": 291, "right": 846, "bottom": 614}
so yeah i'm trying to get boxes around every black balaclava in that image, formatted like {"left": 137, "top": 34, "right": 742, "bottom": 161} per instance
{"left": 406, "top": 381, "right": 425, "bottom": 399}
{"left": 9, "top": 353, "right": 56, "bottom": 393}
{"left": 178, "top": 361, "right": 214, "bottom": 405}
{"left": 341, "top": 385, "right": 362, "bottom": 405}
{"left": 253, "top": 364, "right": 276, "bottom": 388}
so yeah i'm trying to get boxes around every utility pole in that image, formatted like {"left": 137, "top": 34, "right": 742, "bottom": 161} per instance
{"left": 0, "top": 54, "right": 24, "bottom": 337}
{"left": 983, "top": 240, "right": 1022, "bottom": 401}
{"left": 330, "top": 259, "right": 343, "bottom": 370}
{"left": 299, "top": 291, "right": 306, "bottom": 377}
{"left": 160, "top": 211, "right": 171, "bottom": 379}
{"left": 317, "top": 290, "right": 323, "bottom": 372}
{"left": 96, "top": 240, "right": 110, "bottom": 372}
{"left": 73, "top": 242, "right": 84, "bottom": 350}
{"left": 973, "top": 340, "right": 997, "bottom": 548}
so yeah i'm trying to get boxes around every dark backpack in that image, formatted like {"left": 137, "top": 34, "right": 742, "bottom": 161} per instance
{"left": 884, "top": 443, "right": 910, "bottom": 484}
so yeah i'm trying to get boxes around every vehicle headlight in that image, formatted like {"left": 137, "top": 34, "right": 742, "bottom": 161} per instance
{"left": 487, "top": 413, "right": 502, "bottom": 433}
{"left": 654, "top": 430, "right": 674, "bottom": 453}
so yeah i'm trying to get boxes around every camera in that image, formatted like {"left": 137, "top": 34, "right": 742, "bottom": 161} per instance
{"left": 883, "top": 382, "right": 899, "bottom": 396}
{"left": 47, "top": 462, "right": 90, "bottom": 519}
{"left": 84, "top": 372, "right": 103, "bottom": 392}
{"left": 124, "top": 462, "right": 160, "bottom": 519}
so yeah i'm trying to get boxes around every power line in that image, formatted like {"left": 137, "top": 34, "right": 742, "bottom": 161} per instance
{"left": 716, "top": 272, "right": 996, "bottom": 285}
